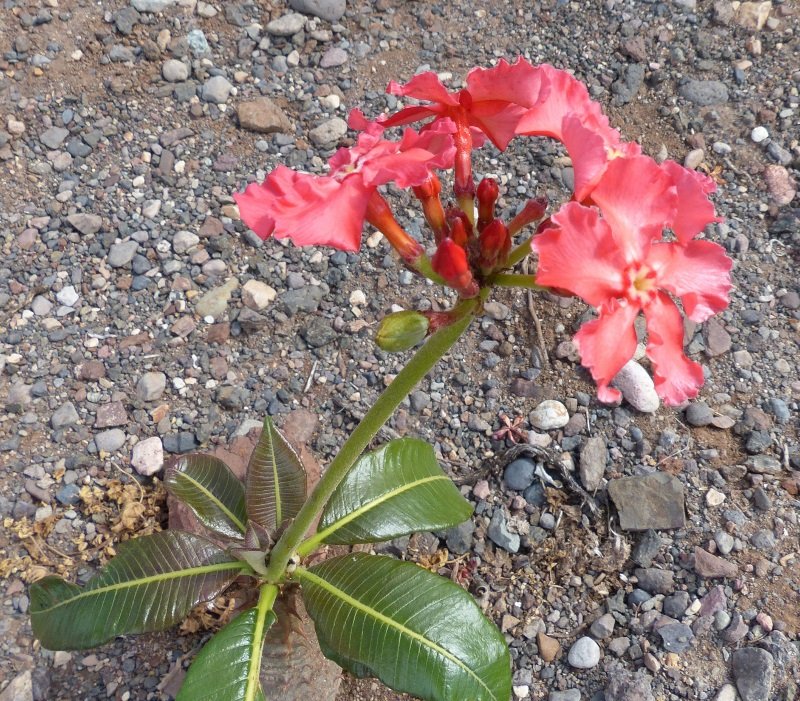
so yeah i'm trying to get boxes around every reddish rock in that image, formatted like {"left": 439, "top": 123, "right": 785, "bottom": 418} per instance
{"left": 206, "top": 322, "right": 230, "bottom": 344}
{"left": 694, "top": 546, "right": 739, "bottom": 578}
{"left": 78, "top": 360, "right": 106, "bottom": 380}
{"left": 95, "top": 401, "right": 128, "bottom": 428}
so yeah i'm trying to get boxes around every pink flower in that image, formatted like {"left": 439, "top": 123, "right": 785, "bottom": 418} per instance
{"left": 234, "top": 116, "right": 455, "bottom": 251}
{"left": 532, "top": 156, "right": 733, "bottom": 405}
{"left": 382, "top": 58, "right": 548, "bottom": 150}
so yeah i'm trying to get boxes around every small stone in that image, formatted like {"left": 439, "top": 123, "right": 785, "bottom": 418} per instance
{"left": 0, "top": 671, "right": 32, "bottom": 701}
{"left": 658, "top": 622, "right": 694, "bottom": 653}
{"left": 67, "top": 213, "right": 102, "bottom": 235}
{"left": 40, "top": 126, "right": 69, "bottom": 149}
{"left": 731, "top": 648, "right": 774, "bottom": 701}
{"left": 635, "top": 567, "right": 674, "bottom": 594}
{"left": 567, "top": 637, "right": 600, "bottom": 669}
{"left": 680, "top": 79, "right": 729, "bottom": 106}
{"left": 195, "top": 278, "right": 239, "bottom": 320}
{"left": 608, "top": 473, "right": 685, "bottom": 531}
{"left": 56, "top": 285, "right": 79, "bottom": 307}
{"left": 320, "top": 47, "right": 347, "bottom": 68}
{"left": 612, "top": 360, "right": 659, "bottom": 412}
{"left": 131, "top": 437, "right": 164, "bottom": 476}
{"left": 504, "top": 458, "right": 535, "bottom": 491}
{"left": 488, "top": 508, "right": 519, "bottom": 553}
{"left": 55, "top": 484, "right": 81, "bottom": 507}
{"left": 289, "top": 0, "right": 346, "bottom": 22}
{"left": 137, "top": 372, "right": 167, "bottom": 401}
{"left": 237, "top": 98, "right": 291, "bottom": 134}
{"left": 172, "top": 230, "right": 200, "bottom": 254}
{"left": 694, "top": 546, "right": 738, "bottom": 578}
{"left": 632, "top": 530, "right": 663, "bottom": 567}
{"left": 108, "top": 240, "right": 139, "bottom": 267}
{"left": 202, "top": 75, "right": 233, "bottom": 104}
{"left": 723, "top": 612, "right": 749, "bottom": 643}
{"left": 579, "top": 435, "right": 606, "bottom": 491}
{"left": 472, "top": 480, "right": 491, "bottom": 500}
{"left": 751, "top": 126, "right": 770, "bottom": 143}
{"left": 444, "top": 521, "right": 474, "bottom": 555}
{"left": 529, "top": 400, "right": 569, "bottom": 430}
{"left": 705, "top": 318, "right": 731, "bottom": 356}
{"left": 706, "top": 487, "right": 726, "bottom": 506}
{"left": 537, "top": 632, "right": 561, "bottom": 663}
{"left": 548, "top": 692, "right": 580, "bottom": 701}
{"left": 763, "top": 165, "right": 796, "bottom": 206}
{"left": 686, "top": 401, "right": 714, "bottom": 426}
{"left": 664, "top": 591, "right": 691, "bottom": 619}
{"left": 590, "top": 613, "right": 616, "bottom": 639}
{"left": 749, "top": 529, "right": 776, "bottom": 550}
{"left": 95, "top": 401, "right": 127, "bottom": 428}
{"left": 684, "top": 148, "right": 705, "bottom": 170}
{"left": 715, "top": 684, "right": 738, "bottom": 701}
{"left": 737, "top": 1, "right": 773, "bottom": 31}
{"left": 242, "top": 279, "right": 277, "bottom": 310}
{"left": 31, "top": 296, "right": 52, "bottom": 316}
{"left": 714, "top": 530, "right": 735, "bottom": 555}
{"left": 266, "top": 12, "right": 306, "bottom": 36}
{"left": 162, "top": 59, "right": 189, "bottom": 82}
{"left": 604, "top": 667, "right": 655, "bottom": 701}
{"left": 132, "top": 0, "right": 179, "bottom": 10}
{"left": 309, "top": 117, "right": 348, "bottom": 147}
{"left": 51, "top": 402, "right": 79, "bottom": 429}
{"left": 95, "top": 429, "right": 126, "bottom": 452}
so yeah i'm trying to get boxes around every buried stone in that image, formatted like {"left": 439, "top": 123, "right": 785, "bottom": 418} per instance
{"left": 608, "top": 473, "right": 685, "bottom": 530}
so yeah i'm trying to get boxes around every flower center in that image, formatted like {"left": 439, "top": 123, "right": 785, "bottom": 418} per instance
{"left": 626, "top": 265, "right": 658, "bottom": 304}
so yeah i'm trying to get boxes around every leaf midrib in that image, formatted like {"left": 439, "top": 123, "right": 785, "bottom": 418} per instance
{"left": 33, "top": 562, "right": 243, "bottom": 613}
{"left": 175, "top": 471, "right": 246, "bottom": 533}
{"left": 296, "top": 566, "right": 498, "bottom": 700}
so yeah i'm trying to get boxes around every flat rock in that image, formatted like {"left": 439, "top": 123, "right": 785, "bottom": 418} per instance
{"left": 131, "top": 0, "right": 178, "bottom": 11}
{"left": 320, "top": 47, "right": 347, "bottom": 68}
{"left": 266, "top": 12, "right": 306, "bottom": 36}
{"left": 608, "top": 473, "right": 685, "bottom": 531}
{"left": 658, "top": 622, "right": 694, "bottom": 653}
{"left": 488, "top": 508, "right": 519, "bottom": 553}
{"left": 680, "top": 79, "right": 729, "bottom": 106}
{"left": 95, "top": 401, "right": 127, "bottom": 428}
{"left": 579, "top": 435, "right": 607, "bottom": 491}
{"left": 635, "top": 567, "right": 674, "bottom": 594}
{"left": 694, "top": 546, "right": 739, "bottom": 578}
{"left": 237, "top": 98, "right": 291, "bottom": 134}
{"left": 529, "top": 399, "right": 569, "bottom": 430}
{"left": 732, "top": 648, "right": 774, "bottom": 701}
{"left": 51, "top": 402, "right": 79, "bottom": 429}
{"left": 195, "top": 277, "right": 239, "bottom": 320}
{"left": 242, "top": 279, "right": 277, "bottom": 310}
{"left": 95, "top": 428, "right": 126, "bottom": 452}
{"left": 0, "top": 670, "right": 32, "bottom": 701}
{"left": 67, "top": 213, "right": 102, "bottom": 235}
{"left": 309, "top": 117, "right": 348, "bottom": 147}
{"left": 108, "top": 240, "right": 139, "bottom": 268}
{"left": 611, "top": 360, "right": 659, "bottom": 412}
{"left": 40, "top": 126, "right": 69, "bottom": 149}
{"left": 289, "top": 0, "right": 345, "bottom": 22}
{"left": 131, "top": 437, "right": 164, "bottom": 476}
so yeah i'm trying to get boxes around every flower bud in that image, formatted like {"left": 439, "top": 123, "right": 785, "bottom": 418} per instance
{"left": 375, "top": 310, "right": 430, "bottom": 352}
{"left": 478, "top": 218, "right": 510, "bottom": 271}
{"left": 432, "top": 238, "right": 478, "bottom": 298}
{"left": 477, "top": 178, "right": 500, "bottom": 230}
{"left": 508, "top": 196, "right": 548, "bottom": 236}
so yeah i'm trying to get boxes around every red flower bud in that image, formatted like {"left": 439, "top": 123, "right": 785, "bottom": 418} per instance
{"left": 478, "top": 218, "right": 510, "bottom": 271}
{"left": 449, "top": 216, "right": 469, "bottom": 249}
{"left": 365, "top": 192, "right": 424, "bottom": 264}
{"left": 432, "top": 238, "right": 478, "bottom": 298}
{"left": 412, "top": 173, "right": 447, "bottom": 243}
{"left": 476, "top": 178, "right": 500, "bottom": 230}
{"left": 508, "top": 196, "right": 548, "bottom": 236}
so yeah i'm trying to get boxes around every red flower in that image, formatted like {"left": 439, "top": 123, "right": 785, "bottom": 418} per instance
{"left": 431, "top": 238, "right": 478, "bottom": 298}
{"left": 233, "top": 116, "right": 455, "bottom": 251}
{"left": 533, "top": 156, "right": 733, "bottom": 405}
{"left": 382, "top": 58, "right": 548, "bottom": 150}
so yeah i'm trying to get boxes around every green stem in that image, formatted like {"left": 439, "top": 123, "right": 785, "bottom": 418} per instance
{"left": 506, "top": 237, "right": 532, "bottom": 269}
{"left": 244, "top": 583, "right": 278, "bottom": 701}
{"left": 491, "top": 273, "right": 545, "bottom": 291}
{"left": 262, "top": 297, "right": 480, "bottom": 582}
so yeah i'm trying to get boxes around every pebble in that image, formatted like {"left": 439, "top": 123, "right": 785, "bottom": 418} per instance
{"left": 658, "top": 622, "right": 694, "bottom": 653}
{"left": 40, "top": 126, "right": 69, "bottom": 149}
{"left": 706, "top": 487, "right": 726, "bottom": 506}
{"left": 611, "top": 360, "right": 659, "bottom": 412}
{"left": 266, "top": 12, "right": 306, "bottom": 36}
{"left": 589, "top": 613, "right": 616, "bottom": 639}
{"left": 195, "top": 277, "right": 239, "bottom": 319}
{"left": 567, "top": 637, "right": 600, "bottom": 669}
{"left": 309, "top": 117, "right": 348, "bottom": 146}
{"left": 548, "top": 692, "right": 580, "bottom": 701}
{"left": 694, "top": 546, "right": 738, "bottom": 578}
{"left": 504, "top": 458, "right": 535, "bottom": 491}
{"left": 131, "top": 437, "right": 165, "bottom": 476}
{"left": 608, "top": 473, "right": 686, "bottom": 531}
{"left": 131, "top": 0, "right": 178, "bottom": 10}
{"left": 714, "top": 684, "right": 737, "bottom": 701}
{"left": 289, "top": 0, "right": 346, "bottom": 22}
{"left": 731, "top": 648, "right": 774, "bottom": 701}
{"left": 67, "top": 213, "right": 103, "bottom": 235}
{"left": 685, "top": 401, "right": 714, "bottom": 426}
{"left": 162, "top": 59, "right": 190, "bottom": 82}
{"left": 763, "top": 165, "right": 796, "bottom": 206}
{"left": 679, "top": 79, "right": 729, "bottom": 105}
{"left": 320, "top": 47, "right": 348, "bottom": 68}
{"left": 202, "top": 75, "right": 233, "bottom": 104}
{"left": 488, "top": 508, "right": 519, "bottom": 553}
{"left": 237, "top": 98, "right": 291, "bottom": 134}
{"left": 242, "top": 280, "right": 277, "bottom": 310}
{"left": 51, "top": 402, "right": 79, "bottom": 429}
{"left": 137, "top": 372, "right": 167, "bottom": 401}
{"left": 529, "top": 400, "right": 569, "bottom": 430}
{"left": 684, "top": 148, "right": 704, "bottom": 170}
{"left": 173, "top": 230, "right": 200, "bottom": 254}
{"left": 95, "top": 429, "right": 126, "bottom": 452}
{"left": 635, "top": 568, "right": 674, "bottom": 594}
{"left": 108, "top": 240, "right": 139, "bottom": 268}
{"left": 579, "top": 435, "right": 606, "bottom": 491}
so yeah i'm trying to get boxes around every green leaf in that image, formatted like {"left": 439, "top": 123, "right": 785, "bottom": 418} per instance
{"left": 313, "top": 438, "right": 473, "bottom": 546}
{"left": 246, "top": 417, "right": 306, "bottom": 531}
{"left": 165, "top": 454, "right": 247, "bottom": 539}
{"left": 177, "top": 608, "right": 274, "bottom": 701}
{"left": 31, "top": 531, "right": 245, "bottom": 650}
{"left": 298, "top": 553, "right": 511, "bottom": 701}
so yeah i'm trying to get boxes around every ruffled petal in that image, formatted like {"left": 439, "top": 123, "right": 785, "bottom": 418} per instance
{"left": 643, "top": 292, "right": 705, "bottom": 405}
{"left": 573, "top": 299, "right": 640, "bottom": 403}
{"left": 532, "top": 202, "right": 626, "bottom": 306}
{"left": 588, "top": 155, "right": 677, "bottom": 263}
{"left": 661, "top": 160, "right": 721, "bottom": 243}
{"left": 387, "top": 72, "right": 459, "bottom": 106}
{"left": 234, "top": 166, "right": 370, "bottom": 251}
{"left": 378, "top": 104, "right": 438, "bottom": 129}
{"left": 646, "top": 239, "right": 733, "bottom": 322}
{"left": 468, "top": 100, "right": 528, "bottom": 151}
{"left": 465, "top": 57, "right": 548, "bottom": 107}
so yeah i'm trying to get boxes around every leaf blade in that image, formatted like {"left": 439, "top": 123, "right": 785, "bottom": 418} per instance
{"left": 246, "top": 418, "right": 306, "bottom": 531}
{"left": 315, "top": 438, "right": 473, "bottom": 545}
{"left": 298, "top": 553, "right": 511, "bottom": 701}
{"left": 31, "top": 531, "right": 244, "bottom": 650}
{"left": 165, "top": 454, "right": 247, "bottom": 538}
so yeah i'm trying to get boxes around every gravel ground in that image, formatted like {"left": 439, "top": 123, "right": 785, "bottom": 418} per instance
{"left": 1, "top": 0, "right": 799, "bottom": 700}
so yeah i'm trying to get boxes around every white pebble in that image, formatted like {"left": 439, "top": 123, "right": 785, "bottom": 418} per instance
{"left": 751, "top": 126, "right": 769, "bottom": 143}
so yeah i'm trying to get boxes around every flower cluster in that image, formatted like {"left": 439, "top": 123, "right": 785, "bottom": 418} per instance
{"left": 234, "top": 58, "right": 733, "bottom": 407}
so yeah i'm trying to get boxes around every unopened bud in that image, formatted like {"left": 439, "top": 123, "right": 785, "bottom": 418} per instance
{"left": 508, "top": 196, "right": 548, "bottom": 236}
{"left": 477, "top": 178, "right": 500, "bottom": 230}
{"left": 432, "top": 238, "right": 478, "bottom": 298}
{"left": 375, "top": 310, "right": 430, "bottom": 352}
{"left": 478, "top": 218, "right": 510, "bottom": 271}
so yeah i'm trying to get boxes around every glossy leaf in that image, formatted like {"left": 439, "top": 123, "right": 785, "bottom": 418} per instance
{"left": 315, "top": 438, "right": 473, "bottom": 545}
{"left": 298, "top": 553, "right": 511, "bottom": 701}
{"left": 246, "top": 417, "right": 306, "bottom": 531}
{"left": 177, "top": 608, "right": 273, "bottom": 701}
{"left": 31, "top": 531, "right": 244, "bottom": 650}
{"left": 165, "top": 454, "right": 247, "bottom": 539}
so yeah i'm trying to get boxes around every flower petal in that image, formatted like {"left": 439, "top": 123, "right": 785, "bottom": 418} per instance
{"left": 647, "top": 239, "right": 733, "bottom": 322}
{"left": 588, "top": 155, "right": 677, "bottom": 263}
{"left": 532, "top": 202, "right": 627, "bottom": 306}
{"left": 387, "top": 72, "right": 459, "bottom": 106}
{"left": 465, "top": 57, "right": 548, "bottom": 107}
{"left": 573, "top": 299, "right": 640, "bottom": 403}
{"left": 234, "top": 166, "right": 370, "bottom": 251}
{"left": 661, "top": 160, "right": 721, "bottom": 243}
{"left": 643, "top": 292, "right": 705, "bottom": 405}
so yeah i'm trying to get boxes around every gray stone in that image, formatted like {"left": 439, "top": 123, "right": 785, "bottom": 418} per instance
{"left": 612, "top": 360, "right": 659, "bottom": 412}
{"left": 202, "top": 75, "right": 233, "bottom": 104}
{"left": 635, "top": 568, "right": 674, "bottom": 594}
{"left": 504, "top": 458, "right": 535, "bottom": 491}
{"left": 723, "top": 612, "right": 749, "bottom": 643}
{"left": 237, "top": 308, "right": 269, "bottom": 334}
{"left": 131, "top": 0, "right": 178, "bottom": 11}
{"left": 0, "top": 671, "right": 32, "bottom": 701}
{"left": 694, "top": 547, "right": 738, "bottom": 578}
{"left": 567, "top": 636, "right": 600, "bottom": 669}
{"left": 632, "top": 530, "right": 663, "bottom": 567}
{"left": 40, "top": 126, "right": 69, "bottom": 149}
{"left": 320, "top": 47, "right": 348, "bottom": 68}
{"left": 137, "top": 372, "right": 167, "bottom": 401}
{"left": 281, "top": 286, "right": 324, "bottom": 316}
{"left": 6, "top": 382, "right": 32, "bottom": 413}
{"left": 289, "top": 0, "right": 345, "bottom": 22}
{"left": 95, "top": 429, "right": 126, "bottom": 452}
{"left": 590, "top": 613, "right": 616, "bottom": 639}
{"left": 67, "top": 213, "right": 102, "bottom": 235}
{"left": 579, "top": 435, "right": 606, "bottom": 491}
{"left": 732, "top": 648, "right": 774, "bottom": 701}
{"left": 699, "top": 585, "right": 727, "bottom": 617}
{"left": 714, "top": 530, "right": 735, "bottom": 555}
{"left": 714, "top": 684, "right": 737, "bottom": 701}
{"left": 488, "top": 508, "right": 519, "bottom": 553}
{"left": 301, "top": 317, "right": 336, "bottom": 347}
{"left": 237, "top": 98, "right": 291, "bottom": 134}
{"left": 56, "top": 483, "right": 81, "bottom": 506}
{"left": 195, "top": 278, "right": 239, "bottom": 320}
{"left": 51, "top": 402, "right": 80, "bottom": 429}
{"left": 608, "top": 473, "right": 685, "bottom": 531}
{"left": 108, "top": 240, "right": 139, "bottom": 267}
{"left": 109, "top": 45, "right": 135, "bottom": 62}
{"left": 663, "top": 591, "right": 691, "bottom": 618}
{"left": 444, "top": 521, "right": 474, "bottom": 555}
{"left": 529, "top": 399, "right": 569, "bottom": 430}
{"left": 680, "top": 79, "right": 729, "bottom": 105}
{"left": 549, "top": 692, "right": 580, "bottom": 701}
{"left": 685, "top": 401, "right": 714, "bottom": 427}
{"left": 266, "top": 12, "right": 306, "bottom": 36}
{"left": 31, "top": 295, "right": 52, "bottom": 315}
{"left": 114, "top": 6, "right": 140, "bottom": 34}
{"left": 309, "top": 117, "right": 348, "bottom": 147}
{"left": 131, "top": 437, "right": 164, "bottom": 476}
{"left": 56, "top": 285, "right": 79, "bottom": 307}
{"left": 162, "top": 59, "right": 190, "bottom": 82}
{"left": 604, "top": 666, "right": 655, "bottom": 701}
{"left": 749, "top": 529, "right": 776, "bottom": 550}
{"left": 658, "top": 622, "right": 694, "bottom": 653}
{"left": 172, "top": 230, "right": 200, "bottom": 254}
{"left": 187, "top": 29, "right": 210, "bottom": 55}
